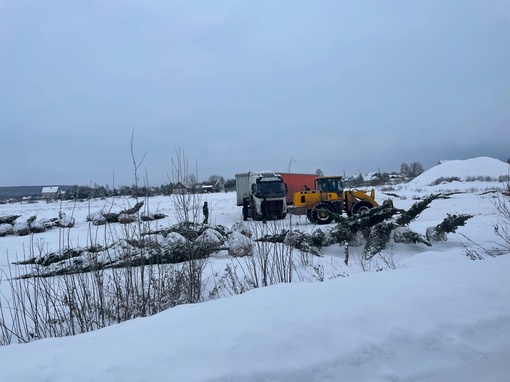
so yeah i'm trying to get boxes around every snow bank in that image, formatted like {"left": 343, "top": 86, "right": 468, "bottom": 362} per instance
{"left": 0, "top": 255, "right": 508, "bottom": 382}
{"left": 409, "top": 157, "right": 509, "bottom": 187}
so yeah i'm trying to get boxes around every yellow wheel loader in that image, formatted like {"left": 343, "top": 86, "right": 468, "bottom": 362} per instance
{"left": 287, "top": 176, "right": 379, "bottom": 224}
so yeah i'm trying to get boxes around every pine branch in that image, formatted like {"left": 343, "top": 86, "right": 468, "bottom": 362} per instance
{"left": 396, "top": 194, "right": 444, "bottom": 226}
{"left": 435, "top": 213, "right": 473, "bottom": 234}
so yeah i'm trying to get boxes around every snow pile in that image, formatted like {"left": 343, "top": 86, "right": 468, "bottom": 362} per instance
{"left": 0, "top": 255, "right": 508, "bottom": 382}
{"left": 409, "top": 157, "right": 509, "bottom": 187}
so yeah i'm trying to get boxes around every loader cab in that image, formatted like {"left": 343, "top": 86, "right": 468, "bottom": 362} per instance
{"left": 316, "top": 176, "right": 344, "bottom": 195}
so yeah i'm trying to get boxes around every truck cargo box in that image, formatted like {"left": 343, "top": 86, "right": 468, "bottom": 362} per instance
{"left": 235, "top": 173, "right": 250, "bottom": 206}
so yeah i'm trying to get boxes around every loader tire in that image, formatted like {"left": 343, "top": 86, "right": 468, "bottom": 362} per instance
{"left": 352, "top": 200, "right": 374, "bottom": 215}
{"left": 311, "top": 202, "right": 334, "bottom": 224}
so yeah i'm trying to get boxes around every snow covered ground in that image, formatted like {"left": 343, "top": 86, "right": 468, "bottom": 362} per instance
{"left": 0, "top": 157, "right": 509, "bottom": 381}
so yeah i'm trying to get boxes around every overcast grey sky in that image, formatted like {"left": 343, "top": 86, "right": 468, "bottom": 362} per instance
{"left": 1, "top": 0, "right": 508, "bottom": 187}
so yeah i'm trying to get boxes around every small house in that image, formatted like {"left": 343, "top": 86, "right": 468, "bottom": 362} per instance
{"left": 200, "top": 185, "right": 214, "bottom": 193}
{"left": 41, "top": 186, "right": 60, "bottom": 199}
{"left": 172, "top": 182, "right": 188, "bottom": 194}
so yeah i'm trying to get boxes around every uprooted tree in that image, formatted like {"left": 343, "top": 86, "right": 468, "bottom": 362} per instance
{"left": 329, "top": 193, "right": 473, "bottom": 262}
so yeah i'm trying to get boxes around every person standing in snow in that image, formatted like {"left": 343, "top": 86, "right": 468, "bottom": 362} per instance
{"left": 242, "top": 195, "right": 249, "bottom": 221}
{"left": 203, "top": 201, "right": 209, "bottom": 224}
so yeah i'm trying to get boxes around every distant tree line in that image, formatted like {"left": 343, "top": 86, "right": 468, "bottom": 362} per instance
{"left": 343, "top": 162, "right": 425, "bottom": 188}
{"left": 61, "top": 184, "right": 165, "bottom": 200}
{"left": 58, "top": 175, "right": 237, "bottom": 200}
{"left": 1, "top": 162, "right": 424, "bottom": 202}
{"left": 400, "top": 162, "right": 425, "bottom": 178}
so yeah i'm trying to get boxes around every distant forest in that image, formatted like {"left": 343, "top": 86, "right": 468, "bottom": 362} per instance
{"left": 0, "top": 185, "right": 157, "bottom": 200}
{"left": 0, "top": 182, "right": 228, "bottom": 201}
{"left": 0, "top": 186, "right": 72, "bottom": 199}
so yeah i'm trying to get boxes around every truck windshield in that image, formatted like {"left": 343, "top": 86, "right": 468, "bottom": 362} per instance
{"left": 258, "top": 181, "right": 285, "bottom": 195}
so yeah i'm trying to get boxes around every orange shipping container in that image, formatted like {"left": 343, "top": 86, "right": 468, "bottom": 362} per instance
{"left": 279, "top": 173, "right": 318, "bottom": 205}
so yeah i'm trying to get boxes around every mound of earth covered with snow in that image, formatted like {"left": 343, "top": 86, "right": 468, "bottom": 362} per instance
{"left": 409, "top": 157, "right": 509, "bottom": 187}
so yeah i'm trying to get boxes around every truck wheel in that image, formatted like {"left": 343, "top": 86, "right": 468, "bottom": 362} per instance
{"left": 352, "top": 200, "right": 374, "bottom": 215}
{"left": 311, "top": 202, "right": 334, "bottom": 224}
{"left": 306, "top": 210, "right": 313, "bottom": 223}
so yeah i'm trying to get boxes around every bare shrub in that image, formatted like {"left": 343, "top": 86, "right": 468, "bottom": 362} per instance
{"left": 429, "top": 176, "right": 461, "bottom": 186}
{"left": 0, "top": 249, "right": 201, "bottom": 345}
{"left": 243, "top": 220, "right": 295, "bottom": 287}
{"left": 211, "top": 219, "right": 306, "bottom": 298}
{"left": 465, "top": 175, "right": 497, "bottom": 182}
{"left": 169, "top": 148, "right": 207, "bottom": 304}
{"left": 0, "top": 142, "right": 210, "bottom": 345}
{"left": 456, "top": 233, "right": 504, "bottom": 260}
{"left": 0, "top": 195, "right": 205, "bottom": 345}
{"left": 208, "top": 263, "right": 256, "bottom": 298}
{"left": 380, "top": 185, "right": 395, "bottom": 192}
{"left": 498, "top": 175, "right": 510, "bottom": 184}
{"left": 353, "top": 247, "right": 401, "bottom": 272}
{"left": 493, "top": 193, "right": 510, "bottom": 252}
{"left": 445, "top": 187, "right": 510, "bottom": 261}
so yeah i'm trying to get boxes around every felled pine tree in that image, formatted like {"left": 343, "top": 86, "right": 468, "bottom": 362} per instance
{"left": 348, "top": 205, "right": 401, "bottom": 234}
{"left": 0, "top": 215, "right": 20, "bottom": 225}
{"left": 332, "top": 193, "right": 452, "bottom": 256}
{"left": 330, "top": 216, "right": 354, "bottom": 244}
{"left": 121, "top": 201, "right": 144, "bottom": 215}
{"left": 395, "top": 194, "right": 443, "bottom": 226}
{"left": 426, "top": 213, "right": 473, "bottom": 242}
{"left": 96, "top": 201, "right": 146, "bottom": 223}
{"left": 437, "top": 213, "right": 473, "bottom": 233}
{"left": 393, "top": 227, "right": 431, "bottom": 246}
{"left": 365, "top": 222, "right": 397, "bottom": 258}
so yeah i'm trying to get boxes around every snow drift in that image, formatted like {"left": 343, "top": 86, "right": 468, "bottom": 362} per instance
{"left": 409, "top": 157, "right": 509, "bottom": 187}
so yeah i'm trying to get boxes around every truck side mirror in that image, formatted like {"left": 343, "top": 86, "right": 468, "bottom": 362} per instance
{"left": 251, "top": 184, "right": 256, "bottom": 193}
